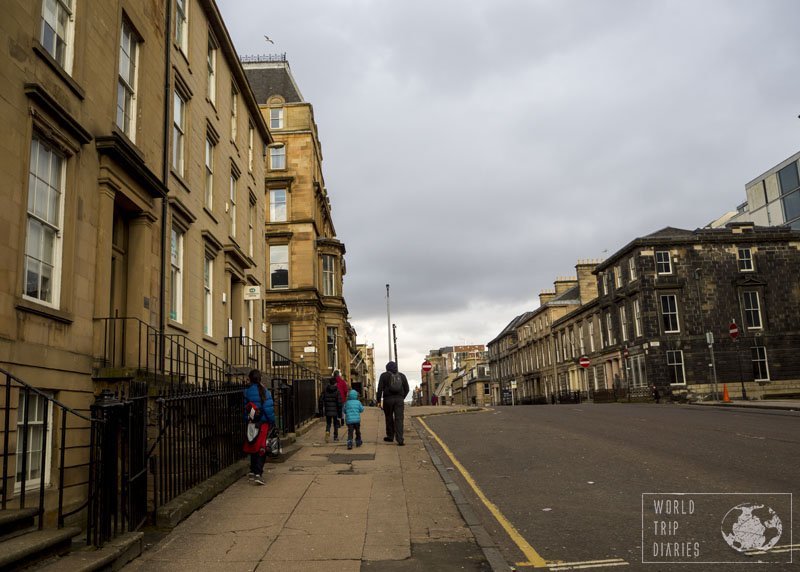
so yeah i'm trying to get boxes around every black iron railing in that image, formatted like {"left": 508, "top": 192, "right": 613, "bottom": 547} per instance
{"left": 0, "top": 367, "right": 99, "bottom": 536}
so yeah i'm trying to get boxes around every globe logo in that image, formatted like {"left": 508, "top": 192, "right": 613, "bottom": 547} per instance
{"left": 720, "top": 503, "right": 782, "bottom": 552}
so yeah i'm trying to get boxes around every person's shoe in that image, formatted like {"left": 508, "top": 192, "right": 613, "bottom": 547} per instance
{"left": 347, "top": 439, "right": 353, "bottom": 450}
{"left": 383, "top": 437, "right": 393, "bottom": 442}
{"left": 254, "top": 475, "right": 266, "bottom": 485}
{"left": 333, "top": 436, "right": 339, "bottom": 442}
{"left": 247, "top": 472, "right": 255, "bottom": 481}
{"left": 356, "top": 439, "right": 362, "bottom": 447}
{"left": 325, "top": 431, "right": 330, "bottom": 443}
{"left": 397, "top": 441, "right": 405, "bottom": 446}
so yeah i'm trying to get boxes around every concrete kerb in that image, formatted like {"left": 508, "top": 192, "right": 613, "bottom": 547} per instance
{"left": 412, "top": 412, "right": 511, "bottom": 572}
{"left": 688, "top": 400, "right": 800, "bottom": 412}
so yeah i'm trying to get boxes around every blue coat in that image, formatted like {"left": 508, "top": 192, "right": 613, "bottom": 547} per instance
{"left": 343, "top": 390, "right": 364, "bottom": 425}
{"left": 244, "top": 383, "right": 275, "bottom": 425}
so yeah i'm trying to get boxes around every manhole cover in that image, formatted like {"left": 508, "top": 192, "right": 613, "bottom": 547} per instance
{"left": 327, "top": 453, "right": 375, "bottom": 464}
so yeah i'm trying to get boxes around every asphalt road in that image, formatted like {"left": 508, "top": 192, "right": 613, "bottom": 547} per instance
{"left": 421, "top": 404, "right": 799, "bottom": 571}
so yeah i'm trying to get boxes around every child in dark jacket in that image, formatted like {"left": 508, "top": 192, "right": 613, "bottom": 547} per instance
{"left": 343, "top": 389, "right": 365, "bottom": 450}
{"left": 319, "top": 377, "right": 343, "bottom": 443}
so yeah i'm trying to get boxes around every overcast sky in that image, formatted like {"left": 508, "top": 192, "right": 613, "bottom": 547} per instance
{"left": 218, "top": 0, "right": 800, "bottom": 389}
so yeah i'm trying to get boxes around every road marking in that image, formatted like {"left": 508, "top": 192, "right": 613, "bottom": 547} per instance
{"left": 515, "top": 558, "right": 629, "bottom": 570}
{"left": 418, "top": 416, "right": 548, "bottom": 568}
{"left": 745, "top": 542, "right": 799, "bottom": 555}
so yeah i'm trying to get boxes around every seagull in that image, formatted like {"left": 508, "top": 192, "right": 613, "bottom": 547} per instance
{"left": 264, "top": 35, "right": 274, "bottom": 44}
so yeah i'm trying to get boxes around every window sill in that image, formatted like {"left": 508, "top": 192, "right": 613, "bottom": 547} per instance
{"left": 203, "top": 334, "right": 218, "bottom": 345}
{"left": 167, "top": 320, "right": 189, "bottom": 334}
{"left": 174, "top": 44, "right": 191, "bottom": 70}
{"left": 203, "top": 206, "right": 218, "bottom": 224}
{"left": 170, "top": 169, "right": 192, "bottom": 193}
{"left": 32, "top": 42, "right": 85, "bottom": 100}
{"left": 16, "top": 298, "right": 73, "bottom": 324}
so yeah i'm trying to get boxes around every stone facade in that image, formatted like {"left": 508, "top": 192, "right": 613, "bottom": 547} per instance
{"left": 242, "top": 58, "right": 353, "bottom": 389}
{"left": 0, "top": 0, "right": 270, "bottom": 516}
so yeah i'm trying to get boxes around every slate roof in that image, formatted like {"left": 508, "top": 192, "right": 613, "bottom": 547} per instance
{"left": 243, "top": 64, "right": 303, "bottom": 104}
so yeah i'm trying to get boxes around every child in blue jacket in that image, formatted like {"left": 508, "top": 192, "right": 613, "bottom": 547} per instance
{"left": 243, "top": 369, "right": 275, "bottom": 485}
{"left": 343, "top": 389, "right": 364, "bottom": 450}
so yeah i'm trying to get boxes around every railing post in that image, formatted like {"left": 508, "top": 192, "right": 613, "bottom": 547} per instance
{"left": 91, "top": 389, "right": 123, "bottom": 546}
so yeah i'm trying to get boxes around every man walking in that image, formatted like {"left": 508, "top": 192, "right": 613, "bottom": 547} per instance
{"left": 376, "top": 361, "right": 409, "bottom": 446}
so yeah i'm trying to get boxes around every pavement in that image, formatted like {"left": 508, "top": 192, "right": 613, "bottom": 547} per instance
{"left": 122, "top": 405, "right": 494, "bottom": 572}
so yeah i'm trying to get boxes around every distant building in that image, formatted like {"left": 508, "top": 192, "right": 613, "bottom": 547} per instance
{"left": 422, "top": 345, "right": 485, "bottom": 404}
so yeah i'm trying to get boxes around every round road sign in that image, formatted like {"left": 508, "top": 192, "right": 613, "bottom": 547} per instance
{"left": 579, "top": 355, "right": 590, "bottom": 368}
{"left": 421, "top": 360, "right": 433, "bottom": 373}
{"left": 729, "top": 322, "right": 739, "bottom": 339}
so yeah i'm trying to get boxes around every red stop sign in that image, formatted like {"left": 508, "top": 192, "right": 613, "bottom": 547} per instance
{"left": 579, "top": 356, "right": 590, "bottom": 368}
{"left": 729, "top": 322, "right": 739, "bottom": 339}
{"left": 421, "top": 360, "right": 433, "bottom": 372}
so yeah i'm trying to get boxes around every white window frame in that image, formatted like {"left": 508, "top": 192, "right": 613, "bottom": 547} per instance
{"left": 606, "top": 312, "right": 614, "bottom": 345}
{"left": 40, "top": 0, "right": 75, "bottom": 72}
{"left": 743, "top": 291, "right": 762, "bottom": 330}
{"left": 116, "top": 19, "right": 140, "bottom": 140}
{"left": 578, "top": 323, "right": 585, "bottom": 354}
{"left": 269, "top": 244, "right": 289, "bottom": 289}
{"left": 269, "top": 145, "right": 286, "bottom": 170}
{"left": 247, "top": 123, "right": 254, "bottom": 172}
{"left": 24, "top": 137, "right": 66, "bottom": 309}
{"left": 175, "top": 0, "right": 188, "bottom": 55}
{"left": 619, "top": 305, "right": 628, "bottom": 342}
{"left": 204, "top": 137, "right": 214, "bottom": 210}
{"left": 738, "top": 248, "right": 754, "bottom": 272}
{"left": 229, "top": 171, "right": 237, "bottom": 238}
{"left": 172, "top": 91, "right": 186, "bottom": 176}
{"left": 270, "top": 107, "right": 284, "bottom": 129}
{"left": 207, "top": 34, "right": 217, "bottom": 105}
{"left": 203, "top": 255, "right": 213, "bottom": 336}
{"left": 660, "top": 294, "right": 680, "bottom": 333}
{"left": 751, "top": 346, "right": 770, "bottom": 381}
{"left": 248, "top": 198, "right": 255, "bottom": 257}
{"left": 271, "top": 323, "right": 290, "bottom": 365}
{"left": 269, "top": 189, "right": 287, "bottom": 222}
{"left": 588, "top": 321, "right": 595, "bottom": 352}
{"left": 322, "top": 254, "right": 336, "bottom": 296}
{"left": 655, "top": 251, "right": 672, "bottom": 275}
{"left": 633, "top": 298, "right": 643, "bottom": 338}
{"left": 327, "top": 326, "right": 338, "bottom": 371}
{"left": 629, "top": 355, "right": 647, "bottom": 388}
{"left": 169, "top": 227, "right": 183, "bottom": 322}
{"left": 230, "top": 85, "right": 238, "bottom": 142}
{"left": 666, "top": 350, "right": 686, "bottom": 385}
{"left": 629, "top": 256, "right": 637, "bottom": 281}
{"left": 614, "top": 266, "right": 622, "bottom": 288}
{"left": 15, "top": 391, "right": 53, "bottom": 492}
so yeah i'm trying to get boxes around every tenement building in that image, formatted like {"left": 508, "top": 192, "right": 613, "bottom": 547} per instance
{"left": 490, "top": 224, "right": 800, "bottom": 403}
{"left": 0, "top": 0, "right": 272, "bottom": 536}
{"left": 242, "top": 56, "right": 355, "bottom": 384}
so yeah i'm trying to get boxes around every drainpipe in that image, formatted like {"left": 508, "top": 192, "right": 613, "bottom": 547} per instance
{"left": 159, "top": 0, "right": 173, "bottom": 368}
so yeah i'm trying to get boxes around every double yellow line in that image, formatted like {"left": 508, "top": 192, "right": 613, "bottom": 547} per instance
{"left": 417, "top": 416, "right": 548, "bottom": 568}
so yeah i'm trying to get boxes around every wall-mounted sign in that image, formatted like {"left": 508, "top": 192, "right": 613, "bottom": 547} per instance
{"left": 303, "top": 346, "right": 317, "bottom": 353}
{"left": 244, "top": 285, "right": 261, "bottom": 300}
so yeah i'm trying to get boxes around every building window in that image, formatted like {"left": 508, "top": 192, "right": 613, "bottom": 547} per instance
{"left": 629, "top": 355, "right": 647, "bottom": 388}
{"left": 633, "top": 298, "right": 643, "bottom": 338}
{"left": 614, "top": 266, "right": 622, "bottom": 288}
{"left": 588, "top": 321, "right": 595, "bottom": 352}
{"left": 484, "top": 383, "right": 490, "bottom": 396}
{"left": 269, "top": 145, "right": 286, "bottom": 170}
{"left": 778, "top": 162, "right": 799, "bottom": 195}
{"left": 204, "top": 137, "right": 214, "bottom": 210}
{"left": 247, "top": 123, "right": 254, "bottom": 172}
{"left": 40, "top": 0, "right": 74, "bottom": 71}
{"left": 229, "top": 171, "right": 237, "bottom": 238}
{"left": 270, "top": 107, "right": 284, "bottom": 129}
{"left": 203, "top": 256, "right": 213, "bottom": 335}
{"left": 15, "top": 391, "right": 53, "bottom": 491}
{"left": 174, "top": 0, "right": 188, "bottom": 54}
{"left": 172, "top": 91, "right": 186, "bottom": 175}
{"left": 655, "top": 251, "right": 672, "bottom": 274}
{"left": 207, "top": 34, "right": 217, "bottom": 104}
{"left": 666, "top": 350, "right": 685, "bottom": 385}
{"left": 24, "top": 138, "right": 65, "bottom": 307}
{"left": 601, "top": 273, "right": 608, "bottom": 295}
{"left": 169, "top": 227, "right": 183, "bottom": 322}
{"left": 578, "top": 323, "right": 585, "bottom": 354}
{"left": 751, "top": 346, "right": 769, "bottom": 381}
{"left": 269, "top": 189, "right": 287, "bottom": 222}
{"left": 660, "top": 294, "right": 679, "bottom": 333}
{"left": 248, "top": 199, "right": 255, "bottom": 257}
{"left": 628, "top": 257, "right": 637, "bottom": 281}
{"left": 619, "top": 305, "right": 628, "bottom": 342}
{"left": 327, "top": 326, "right": 338, "bottom": 370}
{"left": 269, "top": 244, "right": 288, "bottom": 289}
{"left": 117, "top": 19, "right": 140, "bottom": 139}
{"left": 737, "top": 248, "right": 753, "bottom": 272}
{"left": 230, "top": 85, "right": 238, "bottom": 141}
{"left": 605, "top": 313, "right": 614, "bottom": 345}
{"left": 743, "top": 291, "right": 762, "bottom": 329}
{"left": 322, "top": 254, "right": 336, "bottom": 296}
{"left": 271, "top": 323, "right": 290, "bottom": 365}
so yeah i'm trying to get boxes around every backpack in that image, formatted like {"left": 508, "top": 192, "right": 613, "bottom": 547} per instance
{"left": 389, "top": 372, "right": 403, "bottom": 394}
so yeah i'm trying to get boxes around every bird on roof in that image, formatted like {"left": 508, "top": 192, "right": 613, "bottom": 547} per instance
{"left": 264, "top": 35, "right": 274, "bottom": 44}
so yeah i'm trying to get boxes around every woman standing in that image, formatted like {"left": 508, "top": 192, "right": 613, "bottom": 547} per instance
{"left": 243, "top": 369, "right": 275, "bottom": 485}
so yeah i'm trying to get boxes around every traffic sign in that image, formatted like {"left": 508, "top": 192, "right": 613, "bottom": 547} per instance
{"left": 421, "top": 360, "right": 433, "bottom": 373}
{"left": 579, "top": 355, "right": 590, "bottom": 368}
{"left": 729, "top": 322, "right": 739, "bottom": 340}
